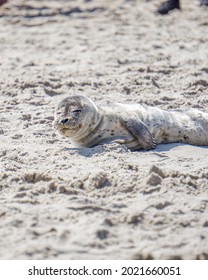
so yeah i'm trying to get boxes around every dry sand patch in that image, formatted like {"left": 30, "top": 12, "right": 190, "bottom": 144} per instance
{"left": 0, "top": 0, "right": 208, "bottom": 259}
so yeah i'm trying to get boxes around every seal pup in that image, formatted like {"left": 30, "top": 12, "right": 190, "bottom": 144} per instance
{"left": 53, "top": 95, "right": 208, "bottom": 151}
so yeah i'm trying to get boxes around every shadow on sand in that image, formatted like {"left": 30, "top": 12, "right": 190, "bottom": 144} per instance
{"left": 63, "top": 142, "right": 208, "bottom": 158}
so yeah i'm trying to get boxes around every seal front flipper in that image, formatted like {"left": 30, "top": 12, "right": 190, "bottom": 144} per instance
{"left": 124, "top": 118, "right": 157, "bottom": 150}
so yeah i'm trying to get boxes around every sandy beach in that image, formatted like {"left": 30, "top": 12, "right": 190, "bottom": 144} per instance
{"left": 0, "top": 0, "right": 208, "bottom": 259}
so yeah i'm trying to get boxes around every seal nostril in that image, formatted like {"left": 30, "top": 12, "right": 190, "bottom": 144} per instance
{"left": 61, "top": 118, "right": 69, "bottom": 124}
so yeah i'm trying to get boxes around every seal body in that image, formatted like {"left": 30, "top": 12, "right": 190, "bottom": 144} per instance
{"left": 53, "top": 95, "right": 208, "bottom": 150}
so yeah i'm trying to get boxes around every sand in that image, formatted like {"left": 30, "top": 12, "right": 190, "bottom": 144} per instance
{"left": 0, "top": 0, "right": 208, "bottom": 260}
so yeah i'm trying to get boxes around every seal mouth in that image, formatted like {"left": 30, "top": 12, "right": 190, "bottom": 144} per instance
{"left": 59, "top": 126, "right": 75, "bottom": 132}
{"left": 60, "top": 127, "right": 70, "bottom": 131}
{"left": 59, "top": 123, "right": 82, "bottom": 132}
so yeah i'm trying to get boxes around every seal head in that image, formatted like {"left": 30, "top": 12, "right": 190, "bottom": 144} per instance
{"left": 53, "top": 95, "right": 101, "bottom": 144}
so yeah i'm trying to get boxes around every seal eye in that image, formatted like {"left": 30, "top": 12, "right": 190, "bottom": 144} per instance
{"left": 72, "top": 109, "right": 82, "bottom": 113}
{"left": 72, "top": 109, "right": 82, "bottom": 117}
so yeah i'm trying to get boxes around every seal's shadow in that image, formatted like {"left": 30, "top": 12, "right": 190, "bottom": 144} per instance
{"left": 153, "top": 143, "right": 208, "bottom": 152}
{"left": 63, "top": 147, "right": 101, "bottom": 158}
{"left": 153, "top": 143, "right": 186, "bottom": 152}
{"left": 64, "top": 143, "right": 208, "bottom": 158}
